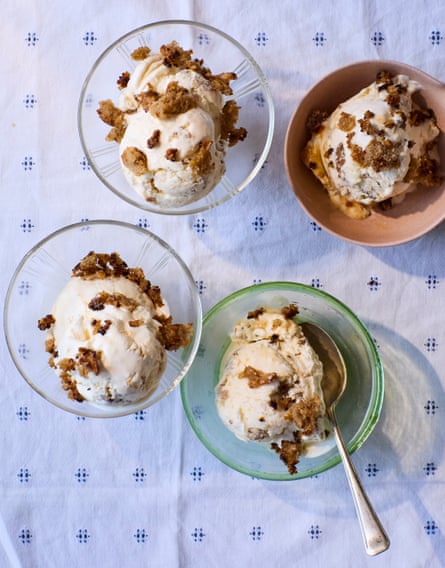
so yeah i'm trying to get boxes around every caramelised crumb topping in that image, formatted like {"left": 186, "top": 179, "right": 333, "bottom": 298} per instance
{"left": 117, "top": 71, "right": 130, "bottom": 90}
{"left": 121, "top": 146, "right": 148, "bottom": 176}
{"left": 221, "top": 100, "right": 248, "bottom": 146}
{"left": 409, "top": 107, "right": 435, "bottom": 127}
{"left": 37, "top": 314, "right": 55, "bottom": 330}
{"left": 135, "top": 87, "right": 159, "bottom": 111}
{"left": 338, "top": 111, "right": 356, "bottom": 132}
{"left": 247, "top": 307, "right": 265, "bottom": 319}
{"left": 165, "top": 148, "right": 179, "bottom": 162}
{"left": 91, "top": 319, "right": 112, "bottom": 335}
{"left": 37, "top": 251, "right": 194, "bottom": 403}
{"left": 88, "top": 291, "right": 139, "bottom": 312}
{"left": 98, "top": 40, "right": 247, "bottom": 152}
{"left": 159, "top": 41, "right": 236, "bottom": 96}
{"left": 285, "top": 395, "right": 322, "bottom": 436}
{"left": 77, "top": 347, "right": 101, "bottom": 377}
{"left": 155, "top": 315, "right": 193, "bottom": 351}
{"left": 238, "top": 359, "right": 321, "bottom": 474}
{"left": 185, "top": 139, "right": 215, "bottom": 177}
{"left": 281, "top": 304, "right": 299, "bottom": 319}
{"left": 131, "top": 46, "right": 151, "bottom": 61}
{"left": 271, "top": 389, "right": 322, "bottom": 474}
{"left": 147, "top": 129, "right": 161, "bottom": 149}
{"left": 271, "top": 435, "right": 302, "bottom": 475}
{"left": 72, "top": 252, "right": 164, "bottom": 309}
{"left": 349, "top": 137, "right": 402, "bottom": 172}
{"left": 239, "top": 366, "right": 279, "bottom": 388}
{"left": 97, "top": 99, "right": 127, "bottom": 143}
{"left": 55, "top": 349, "right": 101, "bottom": 401}
{"left": 246, "top": 304, "right": 299, "bottom": 322}
{"left": 45, "top": 337, "right": 56, "bottom": 354}
{"left": 149, "top": 81, "right": 199, "bottom": 119}
{"left": 57, "top": 358, "right": 84, "bottom": 401}
{"left": 403, "top": 152, "right": 442, "bottom": 186}
{"left": 306, "top": 109, "right": 329, "bottom": 135}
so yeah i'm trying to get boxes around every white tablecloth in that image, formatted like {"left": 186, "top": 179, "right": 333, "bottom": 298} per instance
{"left": 1, "top": 0, "right": 445, "bottom": 566}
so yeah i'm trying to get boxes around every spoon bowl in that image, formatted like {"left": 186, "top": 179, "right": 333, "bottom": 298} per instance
{"left": 301, "top": 322, "right": 390, "bottom": 556}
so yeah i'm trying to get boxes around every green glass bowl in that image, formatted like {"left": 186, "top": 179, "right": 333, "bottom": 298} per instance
{"left": 181, "top": 282, "right": 384, "bottom": 480}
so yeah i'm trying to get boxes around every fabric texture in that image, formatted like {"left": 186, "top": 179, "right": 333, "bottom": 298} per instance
{"left": 1, "top": 0, "right": 445, "bottom": 566}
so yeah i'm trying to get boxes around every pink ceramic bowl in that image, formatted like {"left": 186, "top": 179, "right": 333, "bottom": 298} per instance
{"left": 285, "top": 60, "right": 445, "bottom": 246}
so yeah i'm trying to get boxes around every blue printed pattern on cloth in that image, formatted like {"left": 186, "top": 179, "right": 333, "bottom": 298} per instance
{"left": 4, "top": 3, "right": 445, "bottom": 567}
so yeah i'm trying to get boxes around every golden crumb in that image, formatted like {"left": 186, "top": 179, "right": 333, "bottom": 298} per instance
{"left": 221, "top": 100, "right": 248, "bottom": 146}
{"left": 135, "top": 87, "right": 159, "bottom": 111}
{"left": 72, "top": 251, "right": 128, "bottom": 279}
{"left": 121, "top": 146, "right": 148, "bottom": 176}
{"left": 117, "top": 71, "right": 130, "bottom": 89}
{"left": 285, "top": 395, "right": 321, "bottom": 436}
{"left": 306, "top": 110, "right": 329, "bottom": 134}
{"left": 149, "top": 81, "right": 199, "bottom": 119}
{"left": 45, "top": 337, "right": 56, "bottom": 354}
{"left": 147, "top": 129, "right": 161, "bottom": 148}
{"left": 338, "top": 112, "right": 356, "bottom": 132}
{"left": 71, "top": 252, "right": 164, "bottom": 309}
{"left": 97, "top": 99, "right": 127, "bottom": 143}
{"left": 281, "top": 304, "right": 299, "bottom": 319}
{"left": 271, "top": 435, "right": 302, "bottom": 475}
{"left": 88, "top": 291, "right": 138, "bottom": 312}
{"left": 185, "top": 139, "right": 215, "bottom": 177}
{"left": 239, "top": 366, "right": 279, "bottom": 388}
{"left": 160, "top": 41, "right": 192, "bottom": 66}
{"left": 247, "top": 308, "right": 265, "bottom": 319}
{"left": 76, "top": 347, "right": 101, "bottom": 378}
{"left": 165, "top": 148, "right": 179, "bottom": 161}
{"left": 38, "top": 314, "right": 55, "bottom": 330}
{"left": 209, "top": 72, "right": 236, "bottom": 96}
{"left": 131, "top": 46, "right": 151, "bottom": 60}
{"left": 155, "top": 315, "right": 193, "bottom": 351}
{"left": 58, "top": 358, "right": 82, "bottom": 400}
{"left": 91, "top": 319, "right": 112, "bottom": 335}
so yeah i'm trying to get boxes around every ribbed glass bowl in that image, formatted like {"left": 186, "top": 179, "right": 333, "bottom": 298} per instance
{"left": 78, "top": 20, "right": 274, "bottom": 214}
{"left": 4, "top": 220, "right": 202, "bottom": 418}
{"left": 181, "top": 282, "right": 384, "bottom": 480}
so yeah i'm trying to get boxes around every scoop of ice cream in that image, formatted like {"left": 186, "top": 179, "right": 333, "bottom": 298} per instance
{"left": 97, "top": 42, "right": 247, "bottom": 207}
{"left": 38, "top": 252, "right": 192, "bottom": 406}
{"left": 303, "top": 71, "right": 441, "bottom": 219}
{"left": 215, "top": 306, "right": 328, "bottom": 473}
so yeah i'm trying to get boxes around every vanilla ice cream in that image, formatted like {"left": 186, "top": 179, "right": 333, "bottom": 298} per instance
{"left": 215, "top": 305, "right": 328, "bottom": 474}
{"left": 97, "top": 42, "right": 247, "bottom": 207}
{"left": 38, "top": 252, "right": 192, "bottom": 405}
{"left": 303, "top": 71, "right": 441, "bottom": 219}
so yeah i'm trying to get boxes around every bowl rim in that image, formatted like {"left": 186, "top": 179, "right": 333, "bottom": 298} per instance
{"left": 284, "top": 58, "right": 445, "bottom": 247}
{"left": 4, "top": 219, "right": 203, "bottom": 418}
{"left": 181, "top": 281, "right": 384, "bottom": 480}
{"left": 77, "top": 19, "right": 275, "bottom": 215}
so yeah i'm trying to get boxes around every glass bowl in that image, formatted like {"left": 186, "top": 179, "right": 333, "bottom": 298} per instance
{"left": 4, "top": 220, "right": 202, "bottom": 418}
{"left": 180, "top": 282, "right": 384, "bottom": 480}
{"left": 78, "top": 20, "right": 274, "bottom": 215}
{"left": 285, "top": 60, "right": 445, "bottom": 246}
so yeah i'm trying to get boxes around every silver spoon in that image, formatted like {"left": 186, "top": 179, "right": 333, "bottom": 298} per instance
{"left": 301, "top": 322, "right": 390, "bottom": 556}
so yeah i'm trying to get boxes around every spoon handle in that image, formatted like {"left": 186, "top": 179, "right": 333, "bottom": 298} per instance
{"left": 329, "top": 409, "right": 390, "bottom": 556}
